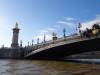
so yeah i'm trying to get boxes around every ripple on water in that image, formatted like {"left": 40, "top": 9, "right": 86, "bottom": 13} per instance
{"left": 0, "top": 59, "right": 100, "bottom": 75}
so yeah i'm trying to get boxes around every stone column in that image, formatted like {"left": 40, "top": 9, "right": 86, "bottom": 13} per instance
{"left": 11, "top": 22, "right": 20, "bottom": 48}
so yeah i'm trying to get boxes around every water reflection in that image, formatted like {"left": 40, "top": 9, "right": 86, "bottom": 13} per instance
{"left": 0, "top": 59, "right": 100, "bottom": 75}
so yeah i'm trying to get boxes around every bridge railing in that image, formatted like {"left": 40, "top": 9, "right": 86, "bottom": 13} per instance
{"left": 31, "top": 34, "right": 80, "bottom": 50}
{"left": 24, "top": 34, "right": 81, "bottom": 56}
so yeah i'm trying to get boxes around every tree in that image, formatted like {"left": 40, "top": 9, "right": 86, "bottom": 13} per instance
{"left": 92, "top": 24, "right": 100, "bottom": 29}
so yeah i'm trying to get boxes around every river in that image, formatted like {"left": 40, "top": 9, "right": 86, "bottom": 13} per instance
{"left": 0, "top": 59, "right": 100, "bottom": 75}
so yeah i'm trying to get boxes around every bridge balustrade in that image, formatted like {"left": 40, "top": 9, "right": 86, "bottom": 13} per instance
{"left": 31, "top": 34, "right": 80, "bottom": 51}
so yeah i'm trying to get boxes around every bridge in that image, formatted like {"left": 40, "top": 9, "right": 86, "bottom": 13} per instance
{"left": 24, "top": 34, "right": 100, "bottom": 59}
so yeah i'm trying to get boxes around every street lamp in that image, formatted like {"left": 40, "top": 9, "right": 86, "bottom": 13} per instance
{"left": 32, "top": 40, "right": 34, "bottom": 46}
{"left": 44, "top": 35, "right": 46, "bottom": 43}
{"left": 20, "top": 40, "right": 23, "bottom": 47}
{"left": 78, "top": 23, "right": 82, "bottom": 32}
{"left": 28, "top": 41, "right": 29, "bottom": 46}
{"left": 52, "top": 32, "right": 57, "bottom": 42}
{"left": 63, "top": 28, "right": 66, "bottom": 39}
{"left": 37, "top": 38, "right": 39, "bottom": 44}
{"left": 78, "top": 23, "right": 82, "bottom": 37}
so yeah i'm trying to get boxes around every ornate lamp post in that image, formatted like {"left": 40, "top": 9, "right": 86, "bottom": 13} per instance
{"left": 78, "top": 23, "right": 82, "bottom": 37}
{"left": 44, "top": 35, "right": 46, "bottom": 44}
{"left": 20, "top": 40, "right": 23, "bottom": 47}
{"left": 37, "top": 38, "right": 39, "bottom": 44}
{"left": 52, "top": 32, "right": 57, "bottom": 43}
{"left": 28, "top": 41, "right": 29, "bottom": 47}
{"left": 32, "top": 40, "right": 34, "bottom": 46}
{"left": 63, "top": 28, "right": 66, "bottom": 39}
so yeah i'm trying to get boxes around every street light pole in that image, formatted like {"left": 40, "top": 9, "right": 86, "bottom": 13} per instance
{"left": 63, "top": 28, "right": 66, "bottom": 40}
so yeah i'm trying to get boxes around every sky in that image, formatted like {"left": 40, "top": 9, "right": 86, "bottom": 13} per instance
{"left": 0, "top": 0, "right": 100, "bottom": 47}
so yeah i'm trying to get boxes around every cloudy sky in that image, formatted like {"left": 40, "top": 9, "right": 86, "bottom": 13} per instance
{"left": 0, "top": 0, "right": 100, "bottom": 47}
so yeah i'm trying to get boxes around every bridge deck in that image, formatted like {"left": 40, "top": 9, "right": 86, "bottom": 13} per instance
{"left": 25, "top": 35, "right": 100, "bottom": 59}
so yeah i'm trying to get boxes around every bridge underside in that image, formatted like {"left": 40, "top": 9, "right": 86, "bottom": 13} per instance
{"left": 26, "top": 38, "right": 100, "bottom": 60}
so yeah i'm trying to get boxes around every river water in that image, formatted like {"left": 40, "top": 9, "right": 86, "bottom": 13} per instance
{"left": 0, "top": 59, "right": 100, "bottom": 75}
